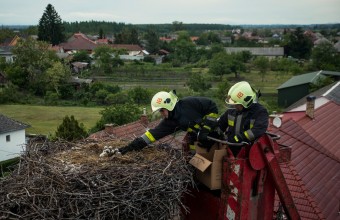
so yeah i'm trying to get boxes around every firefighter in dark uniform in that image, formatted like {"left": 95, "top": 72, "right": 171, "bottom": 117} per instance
{"left": 116, "top": 90, "right": 219, "bottom": 155}
{"left": 217, "top": 81, "right": 269, "bottom": 156}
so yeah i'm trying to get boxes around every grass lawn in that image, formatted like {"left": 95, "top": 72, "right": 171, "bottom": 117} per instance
{"left": 0, "top": 105, "right": 104, "bottom": 136}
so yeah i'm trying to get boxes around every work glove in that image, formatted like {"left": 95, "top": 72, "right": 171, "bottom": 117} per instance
{"left": 118, "top": 137, "right": 148, "bottom": 155}
{"left": 197, "top": 116, "right": 218, "bottom": 143}
{"left": 231, "top": 134, "right": 250, "bottom": 145}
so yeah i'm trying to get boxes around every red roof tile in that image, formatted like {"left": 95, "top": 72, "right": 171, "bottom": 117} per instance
{"left": 59, "top": 33, "right": 97, "bottom": 51}
{"left": 272, "top": 105, "right": 340, "bottom": 219}
{"left": 296, "top": 101, "right": 340, "bottom": 159}
{"left": 275, "top": 162, "right": 325, "bottom": 220}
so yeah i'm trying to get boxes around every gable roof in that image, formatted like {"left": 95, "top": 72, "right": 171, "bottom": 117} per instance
{"left": 285, "top": 81, "right": 340, "bottom": 112}
{"left": 59, "top": 33, "right": 97, "bottom": 51}
{"left": 270, "top": 101, "right": 340, "bottom": 219}
{"left": 0, "top": 114, "right": 30, "bottom": 134}
{"left": 110, "top": 44, "right": 143, "bottom": 51}
{"left": 296, "top": 101, "right": 340, "bottom": 159}
{"left": 277, "top": 70, "right": 340, "bottom": 90}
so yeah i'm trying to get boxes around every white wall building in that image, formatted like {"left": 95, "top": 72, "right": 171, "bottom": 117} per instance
{"left": 0, "top": 114, "right": 30, "bottom": 161}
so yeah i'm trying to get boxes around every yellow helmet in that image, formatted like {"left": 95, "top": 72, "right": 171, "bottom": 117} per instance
{"left": 225, "top": 81, "right": 256, "bottom": 108}
{"left": 151, "top": 90, "right": 178, "bottom": 112}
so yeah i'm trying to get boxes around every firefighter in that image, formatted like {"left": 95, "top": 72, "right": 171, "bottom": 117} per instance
{"left": 114, "top": 90, "right": 219, "bottom": 155}
{"left": 217, "top": 81, "right": 269, "bottom": 156}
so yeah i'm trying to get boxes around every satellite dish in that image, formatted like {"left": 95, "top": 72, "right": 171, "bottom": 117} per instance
{"left": 273, "top": 116, "right": 282, "bottom": 128}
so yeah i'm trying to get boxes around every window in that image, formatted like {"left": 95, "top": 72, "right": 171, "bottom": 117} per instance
{"left": 6, "top": 135, "right": 10, "bottom": 142}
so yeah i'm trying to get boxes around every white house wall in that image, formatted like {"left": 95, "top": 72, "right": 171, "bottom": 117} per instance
{"left": 0, "top": 129, "right": 26, "bottom": 161}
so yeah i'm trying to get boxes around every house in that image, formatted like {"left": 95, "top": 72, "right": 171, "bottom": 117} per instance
{"left": 58, "top": 33, "right": 145, "bottom": 54}
{"left": 0, "top": 114, "right": 30, "bottom": 161}
{"left": 69, "top": 76, "right": 93, "bottom": 90}
{"left": 277, "top": 70, "right": 340, "bottom": 107}
{"left": 224, "top": 47, "right": 284, "bottom": 59}
{"left": 59, "top": 32, "right": 97, "bottom": 53}
{"left": 269, "top": 93, "right": 340, "bottom": 219}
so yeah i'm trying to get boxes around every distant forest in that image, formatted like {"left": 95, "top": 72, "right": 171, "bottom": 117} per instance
{"left": 2, "top": 21, "right": 340, "bottom": 36}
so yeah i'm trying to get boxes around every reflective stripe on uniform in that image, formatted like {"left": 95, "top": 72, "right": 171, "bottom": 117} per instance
{"left": 228, "top": 115, "right": 235, "bottom": 126}
{"left": 250, "top": 119, "right": 255, "bottom": 129}
{"left": 190, "top": 144, "right": 196, "bottom": 150}
{"left": 141, "top": 131, "right": 156, "bottom": 144}
{"left": 244, "top": 130, "right": 255, "bottom": 141}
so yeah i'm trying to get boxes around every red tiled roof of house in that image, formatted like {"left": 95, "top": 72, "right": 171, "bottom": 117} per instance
{"left": 296, "top": 101, "right": 340, "bottom": 159}
{"left": 271, "top": 108, "right": 340, "bottom": 219}
{"left": 275, "top": 162, "right": 325, "bottom": 219}
{"left": 110, "top": 44, "right": 143, "bottom": 51}
{"left": 59, "top": 32, "right": 97, "bottom": 51}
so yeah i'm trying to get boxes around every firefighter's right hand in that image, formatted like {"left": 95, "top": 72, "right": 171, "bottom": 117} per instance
{"left": 118, "top": 137, "right": 147, "bottom": 155}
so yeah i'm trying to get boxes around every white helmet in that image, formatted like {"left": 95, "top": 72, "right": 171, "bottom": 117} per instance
{"left": 225, "top": 81, "right": 256, "bottom": 108}
{"left": 151, "top": 90, "right": 178, "bottom": 112}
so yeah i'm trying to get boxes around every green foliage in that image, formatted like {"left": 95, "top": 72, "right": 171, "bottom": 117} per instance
{"left": 209, "top": 52, "right": 245, "bottom": 78}
{"left": 0, "top": 83, "right": 20, "bottom": 104}
{"left": 283, "top": 27, "right": 313, "bottom": 59}
{"left": 38, "top": 4, "right": 65, "bottom": 45}
{"left": 311, "top": 42, "right": 340, "bottom": 71}
{"left": 0, "top": 28, "right": 16, "bottom": 44}
{"left": 309, "top": 76, "right": 335, "bottom": 92}
{"left": 215, "top": 80, "right": 231, "bottom": 101}
{"left": 93, "top": 46, "right": 124, "bottom": 74}
{"left": 91, "top": 104, "right": 141, "bottom": 133}
{"left": 128, "top": 86, "right": 152, "bottom": 105}
{"left": 71, "top": 50, "right": 92, "bottom": 63}
{"left": 45, "top": 61, "right": 72, "bottom": 94}
{"left": 114, "top": 27, "right": 140, "bottom": 44}
{"left": 187, "top": 73, "right": 212, "bottom": 92}
{"left": 253, "top": 56, "right": 270, "bottom": 82}
{"left": 55, "top": 115, "right": 88, "bottom": 141}
{"left": 8, "top": 38, "right": 59, "bottom": 95}
{"left": 144, "top": 27, "right": 161, "bottom": 54}
{"left": 0, "top": 157, "right": 19, "bottom": 178}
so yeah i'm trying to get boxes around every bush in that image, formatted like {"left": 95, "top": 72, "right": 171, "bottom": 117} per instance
{"left": 55, "top": 115, "right": 88, "bottom": 141}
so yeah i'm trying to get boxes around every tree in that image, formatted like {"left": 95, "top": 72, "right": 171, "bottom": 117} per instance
{"left": 38, "top": 4, "right": 65, "bottom": 45}
{"left": 128, "top": 86, "right": 152, "bottom": 105}
{"left": 144, "top": 28, "right": 160, "bottom": 54}
{"left": 311, "top": 42, "right": 340, "bottom": 71}
{"left": 8, "top": 38, "right": 59, "bottom": 95}
{"left": 93, "top": 46, "right": 122, "bottom": 74}
{"left": 209, "top": 52, "right": 245, "bottom": 79}
{"left": 45, "top": 61, "right": 71, "bottom": 95}
{"left": 114, "top": 27, "right": 140, "bottom": 44}
{"left": 55, "top": 115, "right": 88, "bottom": 141}
{"left": 283, "top": 27, "right": 313, "bottom": 59}
{"left": 253, "top": 56, "right": 270, "bottom": 82}
{"left": 91, "top": 104, "right": 141, "bottom": 133}
{"left": 72, "top": 50, "right": 92, "bottom": 63}
{"left": 187, "top": 73, "right": 212, "bottom": 93}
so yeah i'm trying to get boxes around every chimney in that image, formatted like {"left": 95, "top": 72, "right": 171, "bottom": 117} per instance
{"left": 279, "top": 145, "right": 292, "bottom": 163}
{"left": 104, "top": 123, "right": 115, "bottom": 133}
{"left": 140, "top": 108, "right": 149, "bottom": 126}
{"left": 306, "top": 96, "right": 316, "bottom": 119}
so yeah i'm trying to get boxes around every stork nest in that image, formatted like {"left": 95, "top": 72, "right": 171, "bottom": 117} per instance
{"left": 0, "top": 138, "right": 195, "bottom": 220}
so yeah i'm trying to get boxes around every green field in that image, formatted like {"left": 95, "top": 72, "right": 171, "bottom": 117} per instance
{"left": 0, "top": 105, "right": 103, "bottom": 136}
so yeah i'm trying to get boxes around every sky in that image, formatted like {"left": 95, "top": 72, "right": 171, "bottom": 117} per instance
{"left": 1, "top": 0, "right": 340, "bottom": 26}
